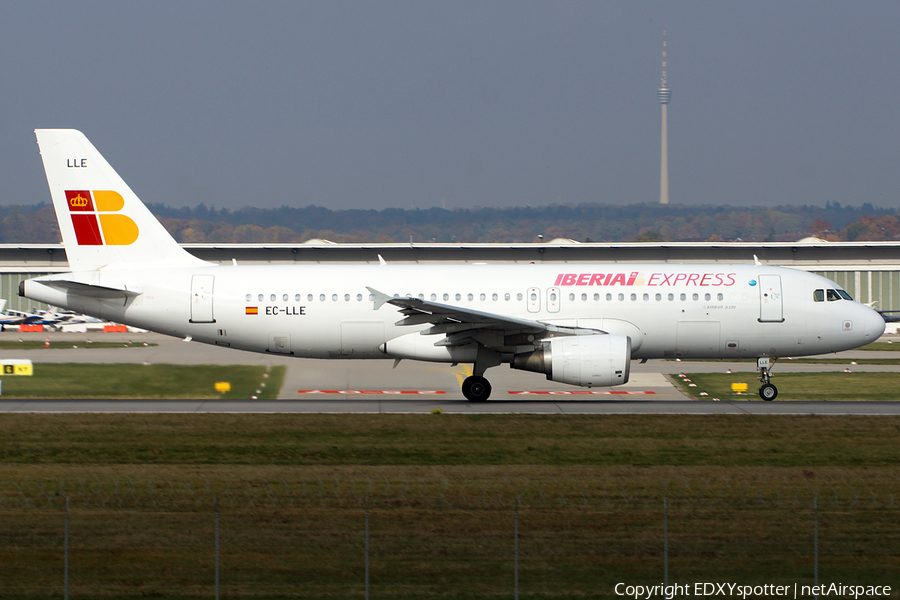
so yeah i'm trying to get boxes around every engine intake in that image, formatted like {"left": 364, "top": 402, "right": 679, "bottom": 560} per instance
{"left": 511, "top": 334, "right": 631, "bottom": 387}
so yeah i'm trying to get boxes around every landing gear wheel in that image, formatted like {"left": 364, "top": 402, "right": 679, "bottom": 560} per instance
{"left": 462, "top": 376, "right": 492, "bottom": 402}
{"left": 759, "top": 383, "right": 778, "bottom": 401}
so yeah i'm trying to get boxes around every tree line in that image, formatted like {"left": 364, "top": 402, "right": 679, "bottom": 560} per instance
{"left": 1, "top": 202, "right": 899, "bottom": 244}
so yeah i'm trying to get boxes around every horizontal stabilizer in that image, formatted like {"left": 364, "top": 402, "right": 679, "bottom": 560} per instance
{"left": 27, "top": 279, "right": 141, "bottom": 299}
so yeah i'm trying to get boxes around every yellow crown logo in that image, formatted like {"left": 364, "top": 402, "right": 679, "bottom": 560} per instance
{"left": 69, "top": 194, "right": 89, "bottom": 208}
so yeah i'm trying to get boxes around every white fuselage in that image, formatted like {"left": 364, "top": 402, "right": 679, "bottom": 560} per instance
{"left": 25, "top": 262, "right": 885, "bottom": 364}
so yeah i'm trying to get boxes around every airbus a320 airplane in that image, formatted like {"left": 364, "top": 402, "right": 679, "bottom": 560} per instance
{"left": 22, "top": 130, "right": 885, "bottom": 401}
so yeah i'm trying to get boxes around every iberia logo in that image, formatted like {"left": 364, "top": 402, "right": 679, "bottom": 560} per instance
{"left": 65, "top": 190, "right": 139, "bottom": 246}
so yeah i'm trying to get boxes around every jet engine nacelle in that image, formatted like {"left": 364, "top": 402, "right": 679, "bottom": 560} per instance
{"left": 511, "top": 333, "right": 631, "bottom": 387}
{"left": 381, "top": 331, "right": 479, "bottom": 363}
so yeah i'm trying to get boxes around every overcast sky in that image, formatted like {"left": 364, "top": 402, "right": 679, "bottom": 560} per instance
{"left": 1, "top": 2, "right": 898, "bottom": 211}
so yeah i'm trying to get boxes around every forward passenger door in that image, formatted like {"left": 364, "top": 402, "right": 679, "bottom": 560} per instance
{"left": 758, "top": 275, "right": 784, "bottom": 323}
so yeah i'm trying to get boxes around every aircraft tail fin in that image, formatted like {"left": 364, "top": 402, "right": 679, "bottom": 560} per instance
{"left": 34, "top": 129, "right": 204, "bottom": 271}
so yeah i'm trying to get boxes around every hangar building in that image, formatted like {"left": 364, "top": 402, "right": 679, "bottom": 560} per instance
{"left": 1, "top": 241, "right": 898, "bottom": 314}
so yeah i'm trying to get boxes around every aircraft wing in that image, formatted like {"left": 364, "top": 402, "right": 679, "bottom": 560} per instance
{"left": 367, "top": 287, "right": 598, "bottom": 348}
{"left": 34, "top": 307, "right": 75, "bottom": 325}
{"left": 0, "top": 315, "right": 34, "bottom": 325}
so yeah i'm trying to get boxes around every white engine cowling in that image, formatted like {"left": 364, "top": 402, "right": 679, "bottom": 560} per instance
{"left": 510, "top": 334, "right": 631, "bottom": 387}
{"left": 381, "top": 332, "right": 479, "bottom": 363}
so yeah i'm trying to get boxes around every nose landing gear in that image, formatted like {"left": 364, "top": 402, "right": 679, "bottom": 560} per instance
{"left": 757, "top": 357, "right": 778, "bottom": 401}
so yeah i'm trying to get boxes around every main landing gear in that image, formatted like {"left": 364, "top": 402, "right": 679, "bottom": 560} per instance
{"left": 461, "top": 346, "right": 502, "bottom": 402}
{"left": 462, "top": 376, "right": 492, "bottom": 402}
{"left": 757, "top": 357, "right": 778, "bottom": 401}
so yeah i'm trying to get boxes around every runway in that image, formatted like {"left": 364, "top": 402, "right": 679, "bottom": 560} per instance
{"left": 1, "top": 331, "right": 899, "bottom": 414}
{"left": 2, "top": 398, "right": 900, "bottom": 415}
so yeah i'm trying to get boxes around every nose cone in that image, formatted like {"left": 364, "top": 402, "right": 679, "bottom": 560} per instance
{"left": 863, "top": 305, "right": 886, "bottom": 342}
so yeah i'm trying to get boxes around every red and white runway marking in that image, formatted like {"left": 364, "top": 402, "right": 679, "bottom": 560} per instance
{"left": 297, "top": 389, "right": 656, "bottom": 396}
{"left": 508, "top": 390, "right": 656, "bottom": 395}
{"left": 297, "top": 390, "right": 447, "bottom": 395}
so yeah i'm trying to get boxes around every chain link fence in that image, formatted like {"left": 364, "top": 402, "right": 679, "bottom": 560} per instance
{"left": 1, "top": 473, "right": 897, "bottom": 599}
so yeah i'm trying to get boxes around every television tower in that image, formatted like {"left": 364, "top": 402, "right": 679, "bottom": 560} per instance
{"left": 658, "top": 31, "right": 672, "bottom": 204}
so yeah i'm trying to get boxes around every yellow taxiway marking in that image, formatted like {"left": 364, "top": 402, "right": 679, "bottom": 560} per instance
{"left": 453, "top": 364, "right": 473, "bottom": 388}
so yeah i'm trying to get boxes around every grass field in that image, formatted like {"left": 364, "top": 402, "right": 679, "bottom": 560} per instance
{"left": 0, "top": 340, "right": 157, "bottom": 349}
{"left": 0, "top": 415, "right": 898, "bottom": 597}
{"left": 0, "top": 363, "right": 284, "bottom": 399}
{"left": 674, "top": 371, "right": 900, "bottom": 402}
{"left": 860, "top": 342, "right": 900, "bottom": 351}
{"left": 1, "top": 413, "right": 899, "bottom": 467}
{"left": 1, "top": 410, "right": 899, "bottom": 597}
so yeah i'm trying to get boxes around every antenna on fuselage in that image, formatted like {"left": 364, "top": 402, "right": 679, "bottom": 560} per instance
{"left": 753, "top": 254, "right": 762, "bottom": 266}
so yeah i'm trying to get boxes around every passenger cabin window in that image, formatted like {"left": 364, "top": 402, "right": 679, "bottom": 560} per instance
{"left": 813, "top": 289, "right": 825, "bottom": 302}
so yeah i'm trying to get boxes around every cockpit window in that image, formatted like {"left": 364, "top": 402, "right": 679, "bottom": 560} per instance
{"left": 815, "top": 288, "right": 853, "bottom": 302}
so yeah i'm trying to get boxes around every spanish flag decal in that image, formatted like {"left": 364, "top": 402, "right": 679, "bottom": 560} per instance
{"left": 245, "top": 307, "right": 259, "bottom": 315}
{"left": 65, "top": 190, "right": 139, "bottom": 246}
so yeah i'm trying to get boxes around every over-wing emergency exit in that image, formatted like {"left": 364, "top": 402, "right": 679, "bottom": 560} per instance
{"left": 21, "top": 130, "right": 885, "bottom": 401}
